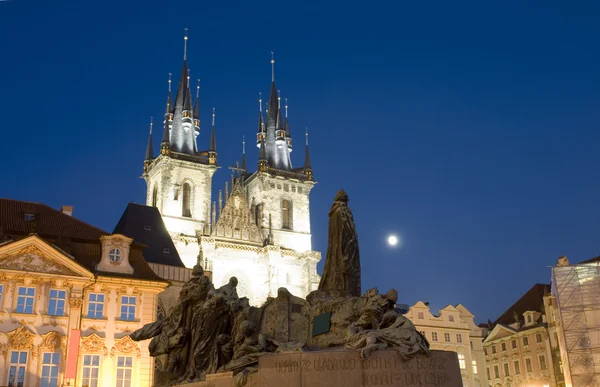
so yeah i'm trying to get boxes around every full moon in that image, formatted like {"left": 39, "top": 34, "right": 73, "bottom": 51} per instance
{"left": 387, "top": 235, "right": 398, "bottom": 246}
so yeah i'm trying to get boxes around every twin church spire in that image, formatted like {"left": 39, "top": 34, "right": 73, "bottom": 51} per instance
{"left": 145, "top": 29, "right": 216, "bottom": 167}
{"left": 145, "top": 32, "right": 312, "bottom": 180}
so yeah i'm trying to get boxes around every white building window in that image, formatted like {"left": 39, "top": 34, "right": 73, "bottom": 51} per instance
{"left": 82, "top": 354, "right": 100, "bottom": 387}
{"left": 457, "top": 333, "right": 462, "bottom": 343}
{"left": 458, "top": 354, "right": 466, "bottom": 369}
{"left": 182, "top": 183, "right": 192, "bottom": 218}
{"left": 527, "top": 314, "right": 532, "bottom": 323}
{"left": 472, "top": 360, "right": 478, "bottom": 374}
{"left": 493, "top": 365, "right": 499, "bottom": 379}
{"left": 525, "top": 358, "right": 532, "bottom": 373}
{"left": 448, "top": 315, "right": 454, "bottom": 322}
{"left": 116, "top": 356, "right": 133, "bottom": 387}
{"left": 432, "top": 332, "right": 438, "bottom": 341}
{"left": 48, "top": 289, "right": 66, "bottom": 316}
{"left": 536, "top": 333, "right": 543, "bottom": 343}
{"left": 8, "top": 351, "right": 27, "bottom": 387}
{"left": 120, "top": 296, "right": 136, "bottom": 321}
{"left": 511, "top": 339, "right": 517, "bottom": 349}
{"left": 41, "top": 352, "right": 60, "bottom": 387}
{"left": 281, "top": 199, "right": 292, "bottom": 229}
{"left": 16, "top": 286, "right": 35, "bottom": 314}
{"left": 418, "top": 312, "right": 424, "bottom": 319}
{"left": 514, "top": 360, "right": 520, "bottom": 374}
{"left": 523, "top": 336, "right": 529, "bottom": 346}
{"left": 151, "top": 185, "right": 158, "bottom": 207}
{"left": 539, "top": 355, "right": 547, "bottom": 370}
{"left": 87, "top": 293, "right": 104, "bottom": 318}
{"left": 503, "top": 362, "right": 510, "bottom": 376}
{"left": 501, "top": 342, "right": 506, "bottom": 351}
{"left": 109, "top": 249, "right": 121, "bottom": 263}
{"left": 444, "top": 333, "right": 451, "bottom": 342}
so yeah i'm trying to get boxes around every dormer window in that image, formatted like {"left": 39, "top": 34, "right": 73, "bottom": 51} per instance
{"left": 163, "top": 248, "right": 170, "bottom": 254}
{"left": 109, "top": 249, "right": 121, "bottom": 263}
{"left": 527, "top": 314, "right": 532, "bottom": 323}
{"left": 144, "top": 225, "right": 152, "bottom": 231}
{"left": 96, "top": 234, "right": 134, "bottom": 275}
{"left": 23, "top": 213, "right": 35, "bottom": 222}
{"left": 449, "top": 315, "right": 455, "bottom": 322}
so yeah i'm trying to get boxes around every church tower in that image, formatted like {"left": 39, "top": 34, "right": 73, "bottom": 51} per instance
{"left": 142, "top": 31, "right": 217, "bottom": 267}
{"left": 245, "top": 54, "right": 315, "bottom": 252}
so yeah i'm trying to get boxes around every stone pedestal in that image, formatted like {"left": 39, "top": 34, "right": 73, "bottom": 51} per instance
{"left": 172, "top": 349, "right": 461, "bottom": 387}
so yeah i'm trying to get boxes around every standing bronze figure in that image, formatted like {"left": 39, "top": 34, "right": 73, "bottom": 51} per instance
{"left": 318, "top": 189, "right": 361, "bottom": 297}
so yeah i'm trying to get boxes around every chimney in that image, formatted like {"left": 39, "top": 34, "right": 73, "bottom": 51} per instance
{"left": 61, "top": 205, "right": 73, "bottom": 216}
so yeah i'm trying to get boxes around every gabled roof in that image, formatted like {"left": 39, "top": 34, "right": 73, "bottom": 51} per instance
{"left": 0, "top": 198, "right": 166, "bottom": 282}
{"left": 113, "top": 203, "right": 185, "bottom": 268}
{"left": 212, "top": 179, "right": 262, "bottom": 244}
{"left": 494, "top": 283, "right": 550, "bottom": 326}
{"left": 484, "top": 323, "right": 518, "bottom": 343}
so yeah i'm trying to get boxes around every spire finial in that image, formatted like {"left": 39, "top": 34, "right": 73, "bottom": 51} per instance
{"left": 259, "top": 92, "right": 263, "bottom": 112}
{"left": 271, "top": 51, "right": 275, "bottom": 82}
{"left": 196, "top": 79, "right": 200, "bottom": 99}
{"left": 183, "top": 28, "right": 189, "bottom": 60}
{"left": 277, "top": 90, "right": 281, "bottom": 109}
{"left": 305, "top": 126, "right": 308, "bottom": 146}
{"left": 212, "top": 107, "right": 215, "bottom": 126}
{"left": 149, "top": 117, "right": 153, "bottom": 135}
{"left": 285, "top": 98, "right": 288, "bottom": 119}
{"left": 242, "top": 135, "right": 246, "bottom": 154}
{"left": 168, "top": 73, "right": 172, "bottom": 93}
{"left": 187, "top": 69, "right": 190, "bottom": 87}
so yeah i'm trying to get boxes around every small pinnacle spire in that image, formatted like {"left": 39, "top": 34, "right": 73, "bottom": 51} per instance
{"left": 183, "top": 28, "right": 188, "bottom": 60}
{"left": 225, "top": 181, "right": 229, "bottom": 199}
{"left": 304, "top": 126, "right": 312, "bottom": 171}
{"left": 149, "top": 117, "right": 153, "bottom": 135}
{"left": 209, "top": 107, "right": 216, "bottom": 152}
{"left": 285, "top": 98, "right": 288, "bottom": 119}
{"left": 242, "top": 136, "right": 247, "bottom": 171}
{"left": 165, "top": 73, "right": 173, "bottom": 113}
{"left": 145, "top": 117, "right": 154, "bottom": 161}
{"left": 259, "top": 92, "right": 263, "bottom": 112}
{"left": 271, "top": 52, "right": 275, "bottom": 82}
{"left": 278, "top": 90, "right": 281, "bottom": 109}
{"left": 193, "top": 79, "right": 200, "bottom": 119}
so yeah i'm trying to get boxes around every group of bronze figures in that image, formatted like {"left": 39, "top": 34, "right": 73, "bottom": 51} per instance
{"left": 131, "top": 190, "right": 429, "bottom": 386}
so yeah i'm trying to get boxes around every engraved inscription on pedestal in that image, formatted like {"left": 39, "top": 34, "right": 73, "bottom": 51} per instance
{"left": 258, "top": 349, "right": 461, "bottom": 387}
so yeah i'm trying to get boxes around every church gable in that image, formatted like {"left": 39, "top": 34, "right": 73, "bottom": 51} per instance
{"left": 212, "top": 180, "right": 262, "bottom": 243}
{"left": 485, "top": 324, "right": 517, "bottom": 343}
{"left": 0, "top": 236, "right": 92, "bottom": 277}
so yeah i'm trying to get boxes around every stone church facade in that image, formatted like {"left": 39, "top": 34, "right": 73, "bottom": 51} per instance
{"left": 142, "top": 35, "right": 321, "bottom": 307}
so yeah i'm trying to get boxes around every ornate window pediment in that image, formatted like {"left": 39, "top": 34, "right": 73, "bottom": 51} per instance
{"left": 5, "top": 326, "right": 36, "bottom": 358}
{"left": 110, "top": 335, "right": 140, "bottom": 358}
{"left": 37, "top": 331, "right": 66, "bottom": 353}
{"left": 80, "top": 333, "right": 108, "bottom": 357}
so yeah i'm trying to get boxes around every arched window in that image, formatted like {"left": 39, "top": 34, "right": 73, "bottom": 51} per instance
{"left": 255, "top": 203, "right": 263, "bottom": 227}
{"left": 281, "top": 199, "right": 292, "bottom": 230}
{"left": 152, "top": 185, "right": 158, "bottom": 207}
{"left": 182, "top": 183, "right": 191, "bottom": 218}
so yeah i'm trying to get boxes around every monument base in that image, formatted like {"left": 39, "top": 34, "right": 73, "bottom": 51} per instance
{"left": 172, "top": 349, "right": 462, "bottom": 387}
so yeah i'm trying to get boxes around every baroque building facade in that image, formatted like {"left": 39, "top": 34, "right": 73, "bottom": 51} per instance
{"left": 142, "top": 35, "right": 321, "bottom": 307}
{"left": 483, "top": 283, "right": 564, "bottom": 387}
{"left": 405, "top": 302, "right": 488, "bottom": 387}
{"left": 0, "top": 199, "right": 169, "bottom": 387}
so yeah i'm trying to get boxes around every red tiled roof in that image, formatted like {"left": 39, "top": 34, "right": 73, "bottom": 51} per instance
{"left": 494, "top": 283, "right": 550, "bottom": 326}
{"left": 0, "top": 198, "right": 166, "bottom": 283}
{"left": 0, "top": 198, "right": 106, "bottom": 240}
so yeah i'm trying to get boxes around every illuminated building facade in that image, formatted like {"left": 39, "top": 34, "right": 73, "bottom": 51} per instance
{"left": 0, "top": 199, "right": 168, "bottom": 387}
{"left": 141, "top": 35, "right": 321, "bottom": 307}
{"left": 483, "top": 284, "right": 564, "bottom": 387}
{"left": 405, "top": 302, "right": 488, "bottom": 387}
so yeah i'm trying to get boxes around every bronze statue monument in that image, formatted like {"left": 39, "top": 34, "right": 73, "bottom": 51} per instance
{"left": 318, "top": 189, "right": 361, "bottom": 297}
{"left": 130, "top": 190, "right": 439, "bottom": 387}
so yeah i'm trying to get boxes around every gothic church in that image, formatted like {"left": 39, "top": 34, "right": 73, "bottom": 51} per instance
{"left": 141, "top": 34, "right": 321, "bottom": 306}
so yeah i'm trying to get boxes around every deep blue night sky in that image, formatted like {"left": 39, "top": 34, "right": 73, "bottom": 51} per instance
{"left": 1, "top": 0, "right": 599, "bottom": 323}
